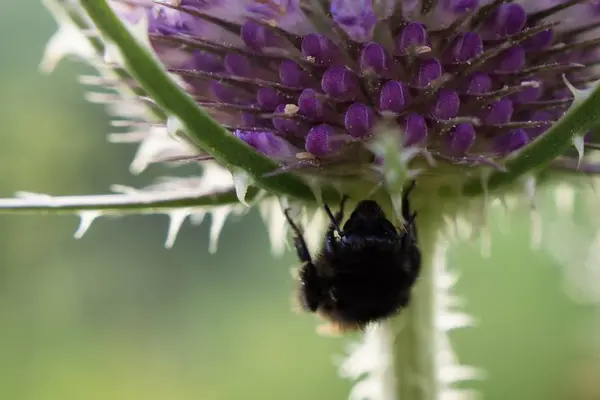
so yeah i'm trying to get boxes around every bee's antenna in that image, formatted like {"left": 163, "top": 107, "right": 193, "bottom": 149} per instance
{"left": 401, "top": 180, "right": 417, "bottom": 222}
{"left": 323, "top": 204, "right": 342, "bottom": 232}
{"left": 406, "top": 211, "right": 417, "bottom": 227}
{"left": 404, "top": 180, "right": 417, "bottom": 197}
{"left": 324, "top": 195, "right": 349, "bottom": 233}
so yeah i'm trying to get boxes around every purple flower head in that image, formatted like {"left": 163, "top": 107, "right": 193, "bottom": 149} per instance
{"left": 115, "top": 0, "right": 600, "bottom": 175}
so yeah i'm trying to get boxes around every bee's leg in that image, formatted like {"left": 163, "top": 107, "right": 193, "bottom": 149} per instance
{"left": 323, "top": 195, "right": 349, "bottom": 253}
{"left": 401, "top": 181, "right": 420, "bottom": 285}
{"left": 401, "top": 181, "right": 416, "bottom": 219}
{"left": 323, "top": 195, "right": 348, "bottom": 231}
{"left": 284, "top": 208, "right": 322, "bottom": 312}
{"left": 406, "top": 239, "right": 422, "bottom": 286}
{"left": 400, "top": 211, "right": 421, "bottom": 286}
{"left": 337, "top": 195, "right": 349, "bottom": 221}
{"left": 284, "top": 208, "right": 311, "bottom": 262}
{"left": 401, "top": 212, "right": 417, "bottom": 250}
{"left": 402, "top": 180, "right": 417, "bottom": 239}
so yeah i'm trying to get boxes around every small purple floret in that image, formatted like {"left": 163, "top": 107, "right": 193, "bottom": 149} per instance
{"left": 449, "top": 124, "right": 476, "bottom": 154}
{"left": 192, "top": 51, "right": 223, "bottom": 73}
{"left": 379, "top": 81, "right": 411, "bottom": 115}
{"left": 484, "top": 3, "right": 526, "bottom": 38}
{"left": 224, "top": 54, "right": 252, "bottom": 78}
{"left": 235, "top": 130, "right": 296, "bottom": 159}
{"left": 528, "top": 111, "right": 552, "bottom": 138}
{"left": 415, "top": 59, "right": 442, "bottom": 88}
{"left": 210, "top": 81, "right": 239, "bottom": 103}
{"left": 513, "top": 81, "right": 543, "bottom": 103}
{"left": 467, "top": 73, "right": 492, "bottom": 94}
{"left": 280, "top": 60, "right": 313, "bottom": 88}
{"left": 432, "top": 89, "right": 460, "bottom": 120}
{"left": 485, "top": 100, "right": 514, "bottom": 125}
{"left": 444, "top": 0, "right": 479, "bottom": 13}
{"left": 360, "top": 42, "right": 391, "bottom": 75}
{"left": 396, "top": 23, "right": 429, "bottom": 56}
{"left": 497, "top": 45, "right": 526, "bottom": 73}
{"left": 241, "top": 21, "right": 279, "bottom": 51}
{"left": 330, "top": 0, "right": 378, "bottom": 43}
{"left": 447, "top": 32, "right": 483, "bottom": 63}
{"left": 523, "top": 29, "right": 553, "bottom": 51}
{"left": 321, "top": 66, "right": 359, "bottom": 100}
{"left": 495, "top": 129, "right": 529, "bottom": 154}
{"left": 273, "top": 104, "right": 308, "bottom": 136}
{"left": 302, "top": 34, "right": 338, "bottom": 66}
{"left": 257, "top": 87, "right": 286, "bottom": 111}
{"left": 344, "top": 103, "right": 376, "bottom": 138}
{"left": 403, "top": 113, "right": 428, "bottom": 147}
{"left": 306, "top": 124, "right": 342, "bottom": 156}
{"left": 298, "top": 89, "right": 331, "bottom": 120}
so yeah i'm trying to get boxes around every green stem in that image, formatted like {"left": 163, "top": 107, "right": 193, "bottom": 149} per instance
{"left": 78, "top": 0, "right": 332, "bottom": 202}
{"left": 0, "top": 187, "right": 256, "bottom": 214}
{"left": 390, "top": 209, "right": 443, "bottom": 400}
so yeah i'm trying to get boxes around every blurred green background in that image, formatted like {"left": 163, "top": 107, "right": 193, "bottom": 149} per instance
{"left": 2, "top": 2, "right": 600, "bottom": 400}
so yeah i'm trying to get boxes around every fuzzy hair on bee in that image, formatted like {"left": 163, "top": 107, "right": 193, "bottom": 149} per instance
{"left": 284, "top": 181, "right": 421, "bottom": 334}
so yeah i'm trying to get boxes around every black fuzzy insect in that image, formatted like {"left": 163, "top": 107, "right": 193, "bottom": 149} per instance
{"left": 284, "top": 181, "right": 421, "bottom": 333}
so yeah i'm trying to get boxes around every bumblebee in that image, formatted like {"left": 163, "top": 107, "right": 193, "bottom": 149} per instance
{"left": 284, "top": 182, "right": 421, "bottom": 334}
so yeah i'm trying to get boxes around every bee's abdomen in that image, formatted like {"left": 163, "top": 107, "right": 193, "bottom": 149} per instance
{"left": 316, "top": 250, "right": 415, "bottom": 327}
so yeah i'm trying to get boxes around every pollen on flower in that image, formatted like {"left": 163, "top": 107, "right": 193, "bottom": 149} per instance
{"left": 283, "top": 103, "right": 299, "bottom": 115}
